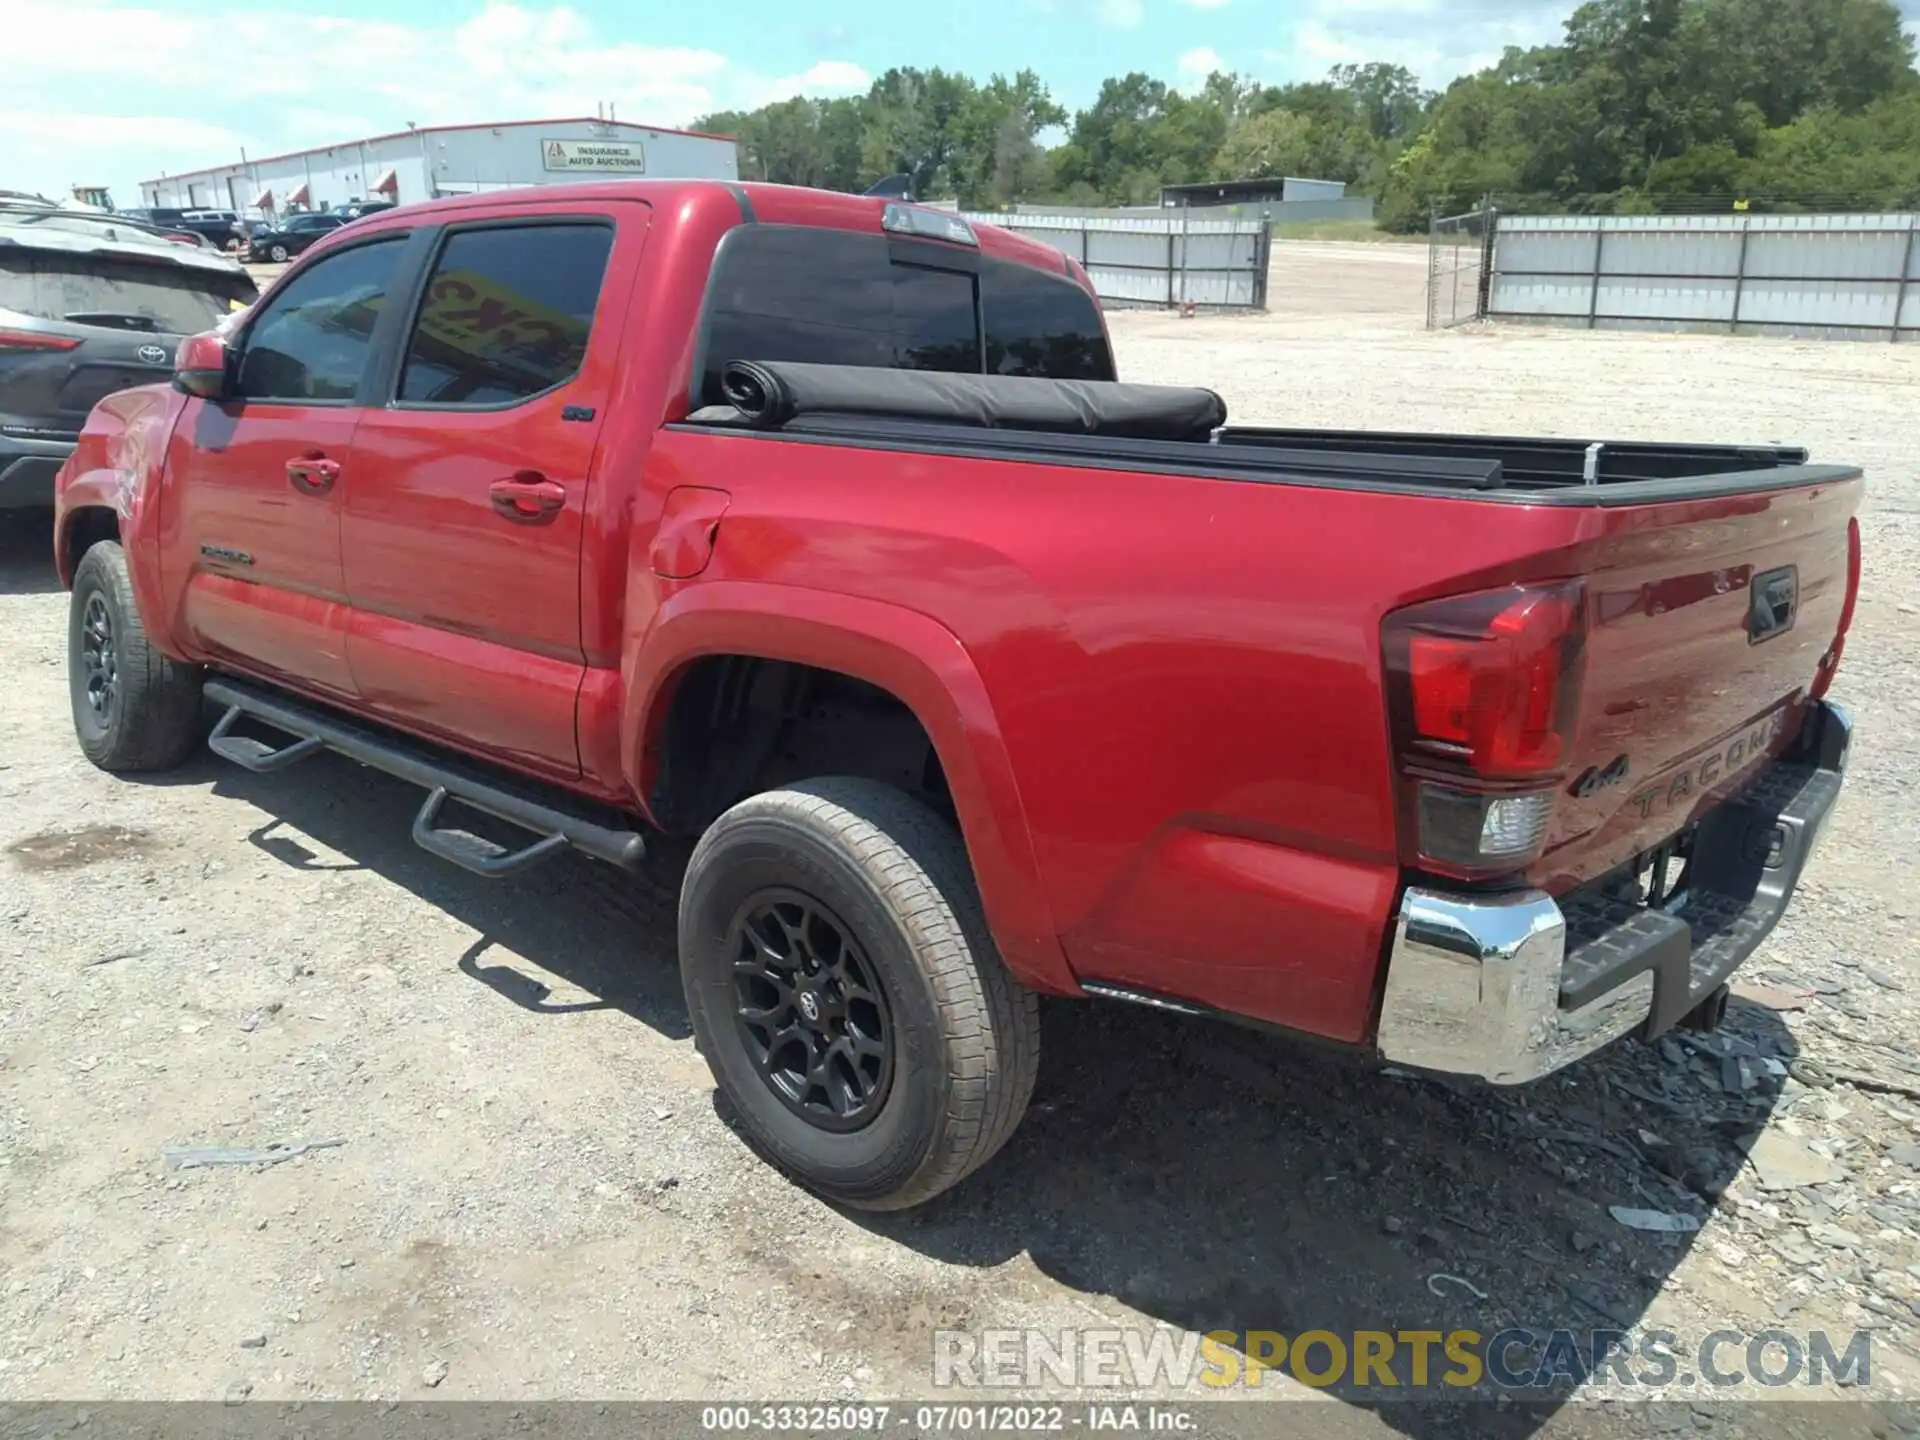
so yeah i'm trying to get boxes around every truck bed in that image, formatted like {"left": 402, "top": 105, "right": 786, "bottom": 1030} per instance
{"left": 688, "top": 361, "right": 1856, "bottom": 503}
{"left": 1215, "top": 427, "right": 1815, "bottom": 492}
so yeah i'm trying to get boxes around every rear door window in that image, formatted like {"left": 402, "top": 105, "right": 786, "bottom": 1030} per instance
{"left": 0, "top": 251, "right": 255, "bottom": 335}
{"left": 982, "top": 261, "right": 1114, "bottom": 380}
{"left": 235, "top": 237, "right": 404, "bottom": 402}
{"left": 698, "top": 225, "right": 1113, "bottom": 402}
{"left": 396, "top": 223, "right": 613, "bottom": 406}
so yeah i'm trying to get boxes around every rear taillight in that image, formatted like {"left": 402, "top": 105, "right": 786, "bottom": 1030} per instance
{"left": 0, "top": 329, "right": 81, "bottom": 352}
{"left": 1811, "top": 516, "right": 1860, "bottom": 701}
{"left": 1383, "top": 580, "right": 1587, "bottom": 878}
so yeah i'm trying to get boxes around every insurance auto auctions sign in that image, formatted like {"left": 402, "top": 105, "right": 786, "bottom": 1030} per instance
{"left": 541, "top": 138, "right": 646, "bottom": 173}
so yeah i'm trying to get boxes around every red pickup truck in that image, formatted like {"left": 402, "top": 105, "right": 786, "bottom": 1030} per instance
{"left": 53, "top": 180, "right": 1860, "bottom": 1209}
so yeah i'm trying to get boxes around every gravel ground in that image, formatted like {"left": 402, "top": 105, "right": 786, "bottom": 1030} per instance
{"left": 3, "top": 242, "right": 1918, "bottom": 1437}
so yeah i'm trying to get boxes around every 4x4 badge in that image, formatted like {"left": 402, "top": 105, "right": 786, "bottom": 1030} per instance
{"left": 1571, "top": 754, "right": 1630, "bottom": 798}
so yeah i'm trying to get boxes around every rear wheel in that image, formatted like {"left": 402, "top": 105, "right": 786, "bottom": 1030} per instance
{"left": 680, "top": 778, "right": 1040, "bottom": 1210}
{"left": 68, "top": 541, "right": 202, "bottom": 772}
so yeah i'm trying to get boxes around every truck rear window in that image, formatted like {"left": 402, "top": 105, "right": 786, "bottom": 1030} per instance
{"left": 697, "top": 225, "right": 1114, "bottom": 404}
{"left": 0, "top": 251, "right": 255, "bottom": 335}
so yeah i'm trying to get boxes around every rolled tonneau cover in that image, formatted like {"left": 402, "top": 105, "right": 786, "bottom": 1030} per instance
{"left": 717, "top": 360, "right": 1227, "bottom": 442}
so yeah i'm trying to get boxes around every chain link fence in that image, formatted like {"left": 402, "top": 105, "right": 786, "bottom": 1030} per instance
{"left": 1426, "top": 202, "right": 1498, "bottom": 330}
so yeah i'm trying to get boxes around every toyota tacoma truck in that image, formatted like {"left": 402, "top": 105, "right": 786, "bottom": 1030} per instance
{"left": 51, "top": 180, "right": 1861, "bottom": 1209}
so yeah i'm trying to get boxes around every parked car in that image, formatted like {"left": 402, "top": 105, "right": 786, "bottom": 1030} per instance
{"left": 0, "top": 203, "right": 255, "bottom": 509}
{"left": 339, "top": 199, "right": 398, "bottom": 220}
{"left": 51, "top": 181, "right": 1861, "bottom": 1211}
{"left": 120, "top": 207, "right": 240, "bottom": 249}
{"left": 242, "top": 212, "right": 346, "bottom": 263}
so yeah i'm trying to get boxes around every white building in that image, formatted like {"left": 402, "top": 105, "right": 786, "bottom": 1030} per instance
{"left": 142, "top": 116, "right": 738, "bottom": 216}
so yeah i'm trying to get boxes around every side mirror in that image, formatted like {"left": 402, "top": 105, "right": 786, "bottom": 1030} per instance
{"left": 174, "top": 331, "right": 231, "bottom": 400}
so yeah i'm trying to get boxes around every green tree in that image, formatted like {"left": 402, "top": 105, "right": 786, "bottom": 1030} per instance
{"left": 1199, "top": 71, "right": 1265, "bottom": 125}
{"left": 1214, "top": 109, "right": 1315, "bottom": 180}
{"left": 695, "top": 97, "right": 870, "bottom": 190}
{"left": 949, "top": 70, "right": 1067, "bottom": 206}
{"left": 1739, "top": 90, "right": 1920, "bottom": 208}
{"left": 858, "top": 67, "right": 977, "bottom": 198}
{"left": 1706, "top": 0, "right": 1918, "bottom": 125}
{"left": 1328, "top": 62, "right": 1432, "bottom": 141}
{"left": 1064, "top": 72, "right": 1176, "bottom": 198}
{"left": 701, "top": 0, "right": 1920, "bottom": 219}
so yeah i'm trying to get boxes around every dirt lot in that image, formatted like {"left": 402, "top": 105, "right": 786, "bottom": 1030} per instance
{"left": 4, "top": 242, "right": 1920, "bottom": 1436}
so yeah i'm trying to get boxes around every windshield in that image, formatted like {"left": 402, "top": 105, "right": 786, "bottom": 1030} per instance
{"left": 0, "top": 251, "right": 257, "bottom": 334}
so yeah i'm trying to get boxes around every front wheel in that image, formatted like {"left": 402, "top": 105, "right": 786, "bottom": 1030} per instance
{"left": 680, "top": 778, "right": 1040, "bottom": 1210}
{"left": 68, "top": 541, "right": 203, "bottom": 772}
{"left": 268, "top": 243, "right": 289, "bottom": 263}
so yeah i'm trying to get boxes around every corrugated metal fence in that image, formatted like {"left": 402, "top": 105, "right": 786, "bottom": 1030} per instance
{"left": 961, "top": 211, "right": 1270, "bottom": 309}
{"left": 1488, "top": 212, "right": 1920, "bottom": 340}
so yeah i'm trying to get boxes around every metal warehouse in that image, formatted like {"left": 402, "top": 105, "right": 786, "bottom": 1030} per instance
{"left": 141, "top": 116, "right": 738, "bottom": 216}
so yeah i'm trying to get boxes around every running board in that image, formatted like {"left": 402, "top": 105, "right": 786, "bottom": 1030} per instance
{"left": 202, "top": 678, "right": 647, "bottom": 878}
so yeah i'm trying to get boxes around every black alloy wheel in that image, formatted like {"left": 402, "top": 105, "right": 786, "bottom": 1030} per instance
{"left": 67, "top": 540, "right": 203, "bottom": 772}
{"left": 730, "top": 888, "right": 894, "bottom": 1131}
{"left": 78, "top": 592, "right": 118, "bottom": 726}
{"left": 679, "top": 777, "right": 1040, "bottom": 1209}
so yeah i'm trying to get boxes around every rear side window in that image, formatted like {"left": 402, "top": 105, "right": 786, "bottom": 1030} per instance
{"left": 398, "top": 224, "right": 613, "bottom": 406}
{"left": 982, "top": 261, "right": 1115, "bottom": 381}
{"left": 236, "top": 237, "right": 404, "bottom": 401}
{"left": 0, "top": 251, "right": 255, "bottom": 335}
{"left": 698, "top": 225, "right": 1113, "bottom": 403}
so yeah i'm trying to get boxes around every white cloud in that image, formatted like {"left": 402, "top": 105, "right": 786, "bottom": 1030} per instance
{"left": 747, "top": 60, "right": 873, "bottom": 108}
{"left": 1266, "top": 0, "right": 1571, "bottom": 89}
{"left": 1175, "top": 48, "right": 1227, "bottom": 91}
{"left": 4, "top": 0, "right": 864, "bottom": 204}
{"left": 1094, "top": 0, "right": 1145, "bottom": 28}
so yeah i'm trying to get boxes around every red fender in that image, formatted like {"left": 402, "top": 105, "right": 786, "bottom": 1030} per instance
{"left": 53, "top": 385, "right": 188, "bottom": 659}
{"left": 623, "top": 580, "right": 1075, "bottom": 995}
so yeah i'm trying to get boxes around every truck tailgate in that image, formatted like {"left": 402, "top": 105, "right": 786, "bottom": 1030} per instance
{"left": 1535, "top": 475, "right": 1861, "bottom": 893}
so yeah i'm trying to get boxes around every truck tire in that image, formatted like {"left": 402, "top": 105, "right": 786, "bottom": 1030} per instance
{"left": 680, "top": 777, "right": 1040, "bottom": 1210}
{"left": 68, "top": 541, "right": 203, "bottom": 772}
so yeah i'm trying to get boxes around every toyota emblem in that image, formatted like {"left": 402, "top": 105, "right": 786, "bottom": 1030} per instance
{"left": 798, "top": 992, "right": 821, "bottom": 1022}
{"left": 137, "top": 344, "right": 168, "bottom": 365}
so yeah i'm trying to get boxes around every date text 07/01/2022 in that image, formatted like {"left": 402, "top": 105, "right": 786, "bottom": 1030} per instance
{"left": 699, "top": 1405, "right": 1196, "bottom": 1432}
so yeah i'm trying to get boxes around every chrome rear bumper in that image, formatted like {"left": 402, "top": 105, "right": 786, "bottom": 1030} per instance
{"left": 1375, "top": 699, "right": 1851, "bottom": 1085}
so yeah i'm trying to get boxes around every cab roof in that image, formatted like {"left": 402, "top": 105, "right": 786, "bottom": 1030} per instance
{"left": 377, "top": 180, "right": 1078, "bottom": 281}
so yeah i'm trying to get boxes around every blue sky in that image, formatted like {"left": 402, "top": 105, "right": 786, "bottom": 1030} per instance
{"left": 9, "top": 0, "right": 1919, "bottom": 207}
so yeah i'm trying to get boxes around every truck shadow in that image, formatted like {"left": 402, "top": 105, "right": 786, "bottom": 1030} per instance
{"left": 858, "top": 997, "right": 1811, "bottom": 1437}
{"left": 178, "top": 745, "right": 695, "bottom": 1039}
{"left": 0, "top": 510, "right": 61, "bottom": 597}
{"left": 157, "top": 744, "right": 1812, "bottom": 1438}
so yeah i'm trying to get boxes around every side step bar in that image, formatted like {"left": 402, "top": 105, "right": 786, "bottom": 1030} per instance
{"left": 203, "top": 678, "right": 646, "bottom": 879}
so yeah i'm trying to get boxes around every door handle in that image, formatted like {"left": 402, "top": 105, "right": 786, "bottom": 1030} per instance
{"left": 286, "top": 454, "right": 339, "bottom": 496}
{"left": 489, "top": 473, "right": 567, "bottom": 524}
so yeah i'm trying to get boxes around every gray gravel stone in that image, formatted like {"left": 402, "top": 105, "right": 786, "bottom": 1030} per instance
{"left": 1809, "top": 1223, "right": 1865, "bottom": 1250}
{"left": 1747, "top": 1131, "right": 1841, "bottom": 1190}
